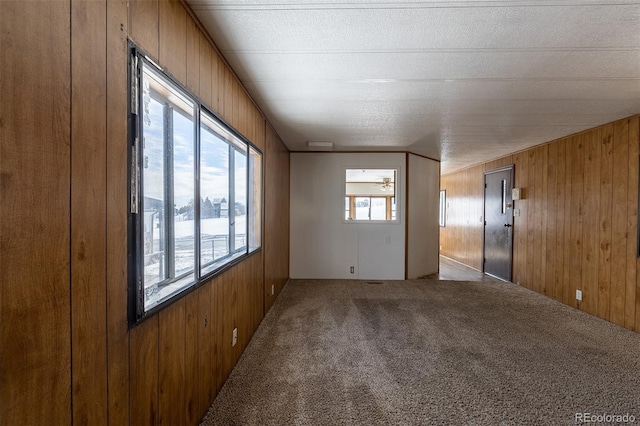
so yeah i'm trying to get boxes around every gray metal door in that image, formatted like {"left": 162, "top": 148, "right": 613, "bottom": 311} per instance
{"left": 483, "top": 167, "right": 514, "bottom": 281}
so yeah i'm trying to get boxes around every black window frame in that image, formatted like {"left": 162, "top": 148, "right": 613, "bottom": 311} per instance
{"left": 127, "top": 43, "right": 262, "bottom": 326}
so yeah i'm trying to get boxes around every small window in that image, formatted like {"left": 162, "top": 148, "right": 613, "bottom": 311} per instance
{"left": 129, "top": 46, "right": 262, "bottom": 323}
{"left": 439, "top": 190, "right": 446, "bottom": 227}
{"left": 345, "top": 169, "right": 397, "bottom": 222}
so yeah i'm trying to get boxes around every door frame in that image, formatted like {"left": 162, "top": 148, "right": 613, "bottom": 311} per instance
{"left": 482, "top": 165, "right": 515, "bottom": 281}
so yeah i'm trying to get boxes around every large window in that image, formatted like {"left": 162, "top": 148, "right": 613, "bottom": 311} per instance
{"left": 129, "top": 47, "right": 262, "bottom": 323}
{"left": 345, "top": 169, "right": 398, "bottom": 222}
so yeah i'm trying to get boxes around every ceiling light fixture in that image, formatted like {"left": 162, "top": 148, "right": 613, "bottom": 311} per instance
{"left": 381, "top": 177, "right": 393, "bottom": 191}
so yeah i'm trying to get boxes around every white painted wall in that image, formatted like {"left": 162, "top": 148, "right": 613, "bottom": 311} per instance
{"left": 406, "top": 154, "right": 440, "bottom": 279}
{"left": 290, "top": 153, "right": 406, "bottom": 279}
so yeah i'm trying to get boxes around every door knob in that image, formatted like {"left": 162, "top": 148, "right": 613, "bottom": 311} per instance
{"left": 504, "top": 224, "right": 512, "bottom": 227}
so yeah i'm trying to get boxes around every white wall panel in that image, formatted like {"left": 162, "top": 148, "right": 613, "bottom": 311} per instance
{"left": 407, "top": 154, "right": 440, "bottom": 279}
{"left": 290, "top": 152, "right": 406, "bottom": 279}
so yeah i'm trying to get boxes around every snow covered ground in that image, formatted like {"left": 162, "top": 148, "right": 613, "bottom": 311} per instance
{"left": 143, "top": 216, "right": 247, "bottom": 309}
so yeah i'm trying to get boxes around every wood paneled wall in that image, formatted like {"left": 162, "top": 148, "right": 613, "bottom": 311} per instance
{"left": 264, "top": 124, "right": 291, "bottom": 312}
{"left": 440, "top": 115, "right": 640, "bottom": 333}
{"left": 1, "top": 2, "right": 72, "bottom": 424}
{"left": 0, "top": 0, "right": 290, "bottom": 425}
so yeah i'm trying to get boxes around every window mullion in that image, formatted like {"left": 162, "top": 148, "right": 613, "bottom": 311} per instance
{"left": 229, "top": 145, "right": 236, "bottom": 253}
{"left": 194, "top": 107, "right": 201, "bottom": 280}
{"left": 165, "top": 103, "right": 175, "bottom": 280}
{"left": 245, "top": 147, "right": 249, "bottom": 254}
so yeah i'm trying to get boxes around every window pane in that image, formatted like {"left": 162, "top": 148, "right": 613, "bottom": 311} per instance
{"left": 345, "top": 169, "right": 397, "bottom": 222}
{"left": 345, "top": 197, "right": 350, "bottom": 220}
{"left": 143, "top": 95, "right": 166, "bottom": 297}
{"left": 355, "top": 197, "right": 370, "bottom": 220}
{"left": 371, "top": 197, "right": 386, "bottom": 220}
{"left": 391, "top": 196, "right": 397, "bottom": 221}
{"left": 141, "top": 62, "right": 196, "bottom": 311}
{"left": 234, "top": 147, "right": 247, "bottom": 252}
{"left": 248, "top": 147, "right": 262, "bottom": 252}
{"left": 200, "top": 115, "right": 230, "bottom": 272}
{"left": 132, "top": 51, "right": 266, "bottom": 322}
{"left": 172, "top": 109, "right": 195, "bottom": 279}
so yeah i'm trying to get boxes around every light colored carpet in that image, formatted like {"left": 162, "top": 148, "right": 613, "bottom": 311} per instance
{"left": 201, "top": 279, "right": 640, "bottom": 425}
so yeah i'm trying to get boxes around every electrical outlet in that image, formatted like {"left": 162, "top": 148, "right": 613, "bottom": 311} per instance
{"left": 271, "top": 284, "right": 274, "bottom": 295}
{"left": 576, "top": 290, "right": 582, "bottom": 301}
{"left": 385, "top": 235, "right": 391, "bottom": 244}
{"left": 232, "top": 328, "right": 238, "bottom": 347}
{"left": 350, "top": 266, "right": 355, "bottom": 274}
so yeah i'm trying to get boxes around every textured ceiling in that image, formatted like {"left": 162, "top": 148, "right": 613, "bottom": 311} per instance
{"left": 188, "top": 0, "right": 640, "bottom": 174}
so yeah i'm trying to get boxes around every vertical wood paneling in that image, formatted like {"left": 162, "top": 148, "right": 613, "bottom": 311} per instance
{"left": 106, "top": 0, "right": 130, "bottom": 424}
{"left": 239, "top": 91, "right": 248, "bottom": 137}
{"left": 634, "top": 118, "right": 640, "bottom": 332}
{"left": 582, "top": 130, "right": 600, "bottom": 314}
{"left": 3, "top": 0, "right": 289, "bottom": 424}
{"left": 198, "top": 282, "right": 213, "bottom": 417}
{"left": 159, "top": 0, "right": 186, "bottom": 82}
{"left": 533, "top": 147, "right": 546, "bottom": 293}
{"left": 218, "top": 58, "right": 227, "bottom": 118}
{"left": 185, "top": 291, "right": 200, "bottom": 425}
{"left": 130, "top": 318, "right": 159, "bottom": 426}
{"left": 441, "top": 116, "right": 639, "bottom": 336}
{"left": 524, "top": 149, "right": 542, "bottom": 290}
{"left": 248, "top": 104, "right": 256, "bottom": 142}
{"left": 610, "top": 119, "right": 629, "bottom": 326}
{"left": 540, "top": 146, "right": 548, "bottom": 295}
{"left": 235, "top": 265, "right": 247, "bottom": 356}
{"left": 224, "top": 67, "right": 233, "bottom": 122}
{"left": 0, "top": 2, "right": 71, "bottom": 424}
{"left": 625, "top": 117, "right": 638, "bottom": 330}
{"left": 71, "top": 1, "right": 108, "bottom": 424}
{"left": 186, "top": 17, "right": 199, "bottom": 94}
{"left": 158, "top": 300, "right": 186, "bottom": 426}
{"left": 264, "top": 124, "right": 291, "bottom": 312}
{"left": 484, "top": 155, "right": 513, "bottom": 172}
{"left": 233, "top": 79, "right": 241, "bottom": 130}
{"left": 256, "top": 254, "right": 265, "bottom": 334}
{"left": 546, "top": 143, "right": 558, "bottom": 298}
{"left": 569, "top": 135, "right": 584, "bottom": 309}
{"left": 198, "top": 32, "right": 213, "bottom": 108}
{"left": 598, "top": 125, "right": 614, "bottom": 321}
{"left": 217, "top": 268, "right": 238, "bottom": 389}
{"left": 210, "top": 52, "right": 220, "bottom": 114}
{"left": 129, "top": 0, "right": 159, "bottom": 59}
{"left": 561, "top": 138, "right": 573, "bottom": 305}
{"left": 554, "top": 139, "right": 567, "bottom": 303}
{"left": 210, "top": 278, "right": 222, "bottom": 394}
{"left": 440, "top": 164, "right": 484, "bottom": 271}
{"left": 513, "top": 152, "right": 528, "bottom": 285}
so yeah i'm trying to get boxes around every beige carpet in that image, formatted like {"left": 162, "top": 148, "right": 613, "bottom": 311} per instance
{"left": 201, "top": 279, "right": 640, "bottom": 425}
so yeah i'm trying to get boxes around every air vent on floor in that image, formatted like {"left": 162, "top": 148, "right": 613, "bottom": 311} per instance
{"left": 366, "top": 281, "right": 383, "bottom": 285}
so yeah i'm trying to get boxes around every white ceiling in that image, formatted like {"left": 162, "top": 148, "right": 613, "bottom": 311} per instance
{"left": 189, "top": 0, "right": 640, "bottom": 174}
